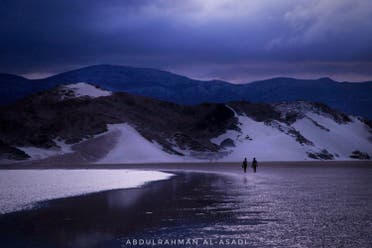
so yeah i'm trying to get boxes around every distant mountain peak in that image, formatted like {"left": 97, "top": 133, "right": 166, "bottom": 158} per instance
{"left": 317, "top": 77, "right": 335, "bottom": 82}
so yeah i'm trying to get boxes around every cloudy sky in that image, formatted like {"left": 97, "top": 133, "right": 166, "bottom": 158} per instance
{"left": 1, "top": 0, "right": 372, "bottom": 83}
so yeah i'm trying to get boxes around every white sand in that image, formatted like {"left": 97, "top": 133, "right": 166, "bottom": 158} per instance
{"left": 98, "top": 124, "right": 182, "bottom": 163}
{"left": 0, "top": 169, "right": 173, "bottom": 214}
{"left": 63, "top": 82, "right": 111, "bottom": 98}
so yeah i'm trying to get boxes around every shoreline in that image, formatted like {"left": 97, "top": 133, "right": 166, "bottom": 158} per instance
{"left": 0, "top": 160, "right": 371, "bottom": 171}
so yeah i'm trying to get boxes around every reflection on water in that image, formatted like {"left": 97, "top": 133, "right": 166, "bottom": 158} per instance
{"left": 0, "top": 166, "right": 372, "bottom": 247}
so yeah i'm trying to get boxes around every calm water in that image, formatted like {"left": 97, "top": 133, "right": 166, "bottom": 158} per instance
{"left": 0, "top": 165, "right": 371, "bottom": 247}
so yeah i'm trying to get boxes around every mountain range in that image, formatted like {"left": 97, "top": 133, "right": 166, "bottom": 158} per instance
{"left": 1, "top": 64, "right": 372, "bottom": 119}
{"left": 0, "top": 83, "right": 371, "bottom": 163}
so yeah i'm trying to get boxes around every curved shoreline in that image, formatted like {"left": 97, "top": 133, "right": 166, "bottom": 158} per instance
{"left": 1, "top": 166, "right": 371, "bottom": 248}
{"left": 0, "top": 169, "right": 173, "bottom": 215}
{"left": 1, "top": 160, "right": 371, "bottom": 171}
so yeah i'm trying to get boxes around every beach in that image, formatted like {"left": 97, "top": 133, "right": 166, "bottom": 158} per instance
{"left": 0, "top": 162, "right": 371, "bottom": 247}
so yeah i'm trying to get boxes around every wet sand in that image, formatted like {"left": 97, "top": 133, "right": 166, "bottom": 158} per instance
{"left": 1, "top": 160, "right": 372, "bottom": 171}
{"left": 0, "top": 162, "right": 372, "bottom": 247}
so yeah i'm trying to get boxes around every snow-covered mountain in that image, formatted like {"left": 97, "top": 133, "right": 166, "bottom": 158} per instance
{"left": 0, "top": 83, "right": 371, "bottom": 163}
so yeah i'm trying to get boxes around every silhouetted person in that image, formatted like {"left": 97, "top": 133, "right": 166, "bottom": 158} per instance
{"left": 242, "top": 157, "right": 248, "bottom": 173}
{"left": 252, "top": 157, "right": 258, "bottom": 173}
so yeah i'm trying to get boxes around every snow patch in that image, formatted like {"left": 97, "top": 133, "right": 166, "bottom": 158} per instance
{"left": 62, "top": 82, "right": 111, "bottom": 99}
{"left": 0, "top": 169, "right": 173, "bottom": 214}
{"left": 17, "top": 139, "right": 73, "bottom": 160}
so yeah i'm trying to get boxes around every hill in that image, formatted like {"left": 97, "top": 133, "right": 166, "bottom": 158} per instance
{"left": 0, "top": 83, "right": 370, "bottom": 163}
{"left": 0, "top": 65, "right": 371, "bottom": 118}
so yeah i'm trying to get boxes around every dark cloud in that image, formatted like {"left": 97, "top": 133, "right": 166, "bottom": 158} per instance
{"left": 0, "top": 0, "right": 371, "bottom": 82}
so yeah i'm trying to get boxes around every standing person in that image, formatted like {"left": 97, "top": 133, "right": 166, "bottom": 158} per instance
{"left": 242, "top": 157, "right": 248, "bottom": 173}
{"left": 252, "top": 157, "right": 258, "bottom": 173}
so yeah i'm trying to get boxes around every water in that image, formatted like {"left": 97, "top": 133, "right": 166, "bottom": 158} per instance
{"left": 0, "top": 165, "right": 371, "bottom": 247}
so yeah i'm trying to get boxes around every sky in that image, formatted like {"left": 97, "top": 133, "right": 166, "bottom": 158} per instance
{"left": 1, "top": 0, "right": 372, "bottom": 83}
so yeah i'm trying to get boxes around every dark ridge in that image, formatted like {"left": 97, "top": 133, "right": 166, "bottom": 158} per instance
{"left": 228, "top": 101, "right": 282, "bottom": 122}
{"left": 312, "top": 102, "right": 351, "bottom": 123}
{"left": 0, "top": 64, "right": 371, "bottom": 118}
{"left": 307, "top": 149, "right": 334, "bottom": 160}
{"left": 349, "top": 150, "right": 371, "bottom": 160}
{"left": 288, "top": 130, "right": 314, "bottom": 146}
